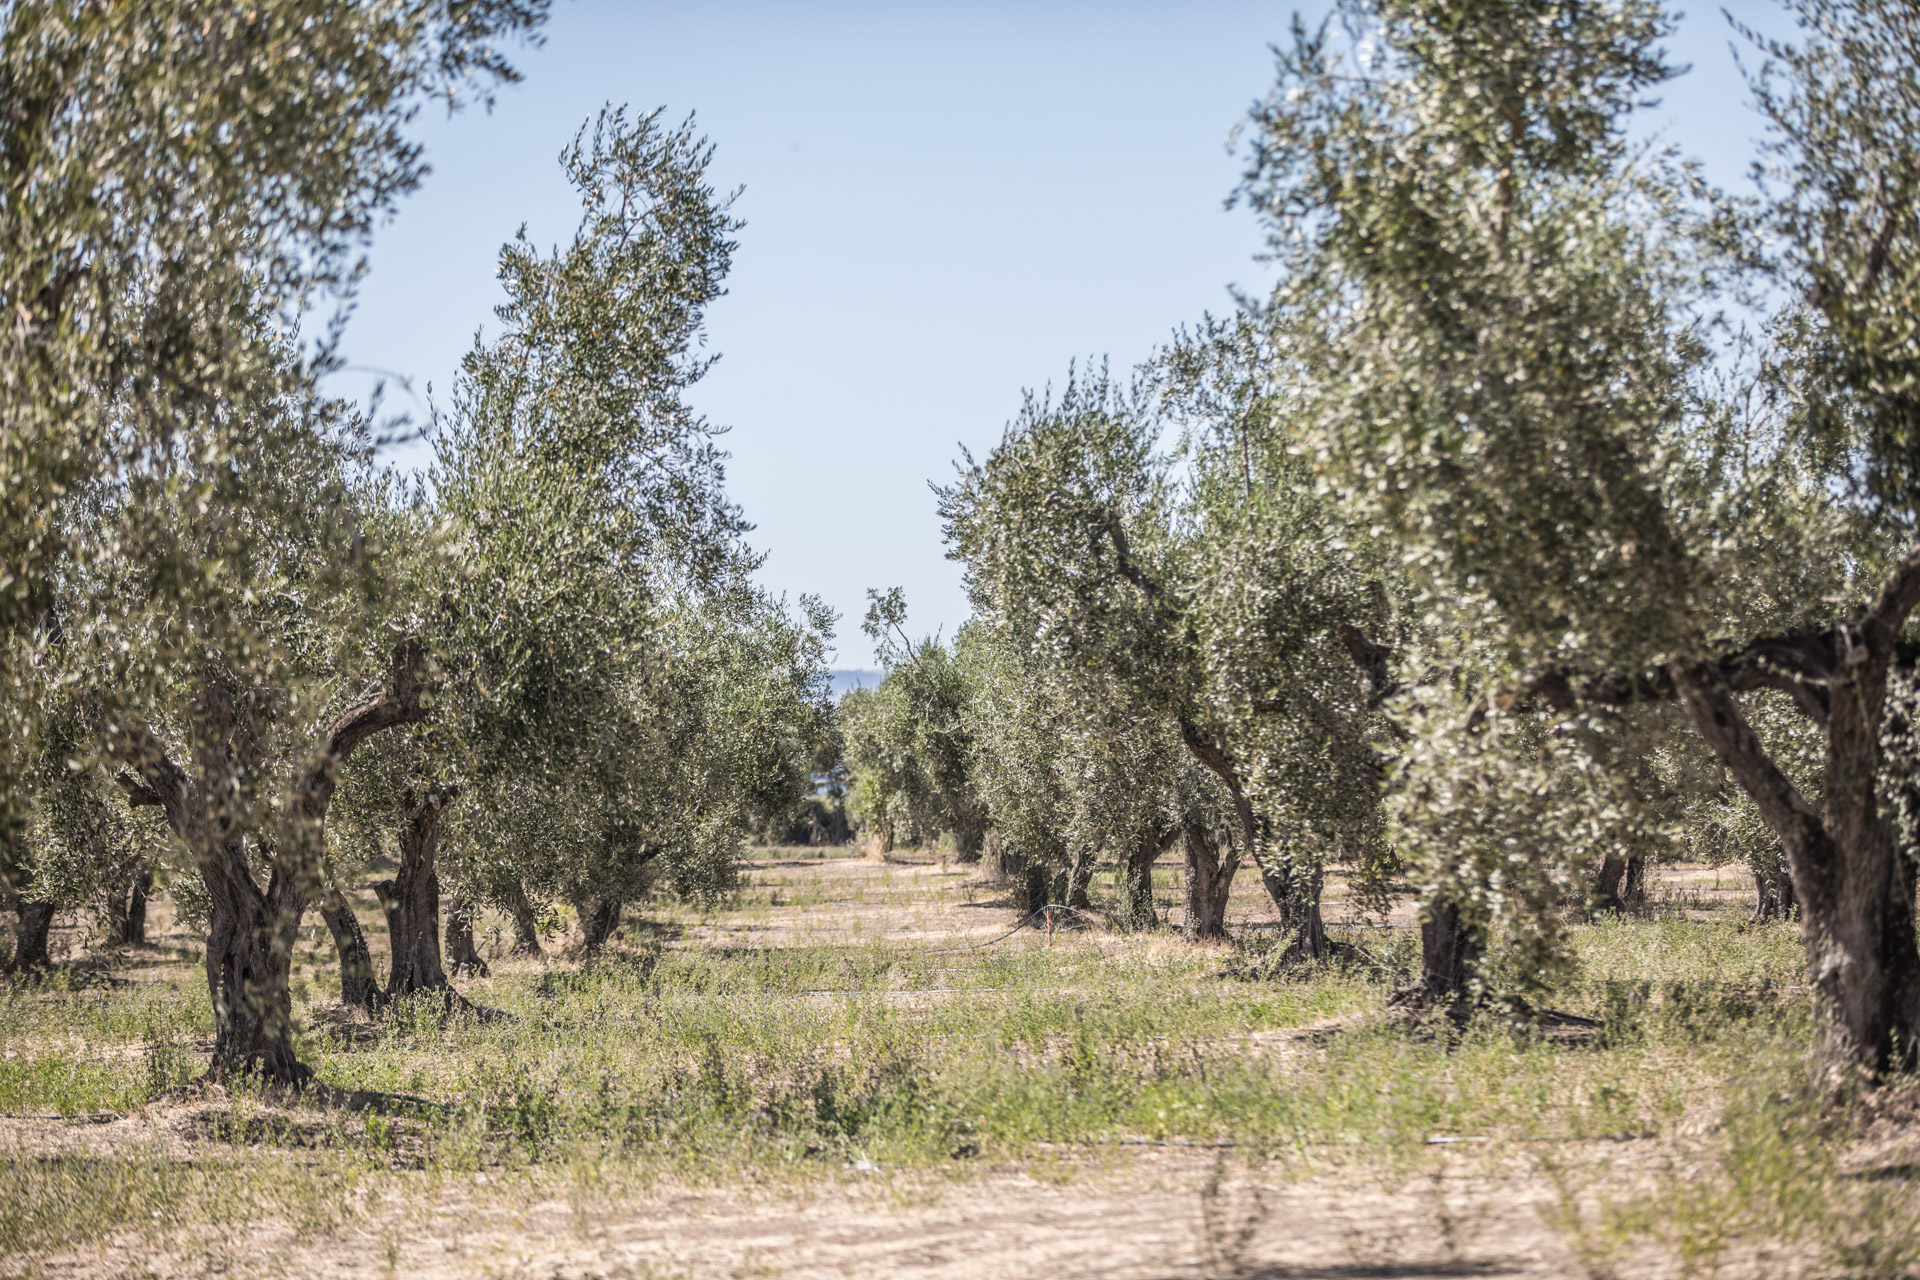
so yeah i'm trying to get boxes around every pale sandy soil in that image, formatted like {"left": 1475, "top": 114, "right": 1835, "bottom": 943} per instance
{"left": 4, "top": 1107, "right": 1681, "bottom": 1280}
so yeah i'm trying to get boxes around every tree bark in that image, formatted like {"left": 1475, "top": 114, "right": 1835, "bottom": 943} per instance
{"left": 385, "top": 787, "right": 457, "bottom": 998}
{"left": 1623, "top": 855, "right": 1647, "bottom": 909}
{"left": 445, "top": 897, "right": 489, "bottom": 976}
{"left": 113, "top": 639, "right": 431, "bottom": 1082}
{"left": 1118, "top": 822, "right": 1164, "bottom": 930}
{"left": 1065, "top": 851, "right": 1095, "bottom": 910}
{"left": 1016, "top": 861, "right": 1049, "bottom": 915}
{"left": 1596, "top": 854, "right": 1629, "bottom": 915}
{"left": 120, "top": 862, "right": 152, "bottom": 945}
{"left": 318, "top": 878, "right": 382, "bottom": 1014}
{"left": 1178, "top": 718, "right": 1325, "bottom": 955}
{"left": 1257, "top": 843, "right": 1328, "bottom": 957}
{"left": 203, "top": 857, "right": 310, "bottom": 1083}
{"left": 502, "top": 880, "right": 544, "bottom": 956}
{"left": 1679, "top": 640, "right": 1920, "bottom": 1074}
{"left": 1596, "top": 853, "right": 1650, "bottom": 915}
{"left": 5, "top": 901, "right": 54, "bottom": 973}
{"left": 1750, "top": 852, "right": 1798, "bottom": 922}
{"left": 1395, "top": 896, "right": 1482, "bottom": 1009}
{"left": 577, "top": 896, "right": 623, "bottom": 954}
{"left": 1181, "top": 821, "right": 1238, "bottom": 940}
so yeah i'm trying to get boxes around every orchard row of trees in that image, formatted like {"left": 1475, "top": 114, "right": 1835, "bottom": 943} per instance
{"left": 845, "top": 0, "right": 1920, "bottom": 1078}
{"left": 9, "top": 0, "right": 1920, "bottom": 1088}
{"left": 1, "top": 3, "right": 834, "bottom": 1082}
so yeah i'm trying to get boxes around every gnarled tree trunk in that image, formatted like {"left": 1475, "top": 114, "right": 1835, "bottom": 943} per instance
{"left": 1750, "top": 851, "right": 1798, "bottom": 922}
{"left": 1178, "top": 718, "right": 1325, "bottom": 954}
{"left": 1680, "top": 617, "right": 1920, "bottom": 1074}
{"left": 1595, "top": 853, "right": 1649, "bottom": 916}
{"left": 1257, "top": 845, "right": 1328, "bottom": 958}
{"left": 1396, "top": 895, "right": 1482, "bottom": 1009}
{"left": 202, "top": 855, "right": 310, "bottom": 1083}
{"left": 1596, "top": 854, "right": 1630, "bottom": 915}
{"left": 5, "top": 900, "right": 54, "bottom": 973}
{"left": 320, "top": 877, "right": 382, "bottom": 1013}
{"left": 116, "top": 639, "right": 431, "bottom": 1083}
{"left": 385, "top": 786, "right": 457, "bottom": 999}
{"left": 502, "top": 880, "right": 544, "bottom": 956}
{"left": 577, "top": 896, "right": 623, "bottom": 954}
{"left": 445, "top": 897, "right": 489, "bottom": 976}
{"left": 1065, "top": 851, "right": 1095, "bottom": 910}
{"left": 1181, "top": 821, "right": 1237, "bottom": 940}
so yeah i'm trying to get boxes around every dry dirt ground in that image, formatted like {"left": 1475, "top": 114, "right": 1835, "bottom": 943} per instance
{"left": 5, "top": 1106, "right": 1642, "bottom": 1280}
{"left": 0, "top": 852, "right": 1858, "bottom": 1279}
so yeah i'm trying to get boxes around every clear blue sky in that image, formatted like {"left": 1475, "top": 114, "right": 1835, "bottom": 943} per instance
{"left": 335, "top": 1, "right": 1799, "bottom": 668}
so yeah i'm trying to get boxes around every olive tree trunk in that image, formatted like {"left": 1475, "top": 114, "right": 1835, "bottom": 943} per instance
{"left": 445, "top": 897, "right": 489, "bottom": 976}
{"left": 1675, "top": 560, "right": 1920, "bottom": 1075}
{"left": 1751, "top": 850, "right": 1798, "bottom": 923}
{"left": 4, "top": 900, "right": 54, "bottom": 973}
{"left": 384, "top": 786, "right": 457, "bottom": 998}
{"left": 1595, "top": 854, "right": 1642, "bottom": 915}
{"left": 1117, "top": 822, "right": 1164, "bottom": 930}
{"left": 201, "top": 854, "right": 311, "bottom": 1083}
{"left": 577, "top": 896, "right": 623, "bottom": 954}
{"left": 502, "top": 880, "right": 544, "bottom": 956}
{"left": 1178, "top": 718, "right": 1324, "bottom": 953}
{"left": 1181, "top": 821, "right": 1237, "bottom": 940}
{"left": 1395, "top": 895, "right": 1482, "bottom": 1009}
{"left": 115, "top": 641, "right": 430, "bottom": 1082}
{"left": 1257, "top": 845, "right": 1329, "bottom": 958}
{"left": 1065, "top": 851, "right": 1095, "bottom": 910}
{"left": 120, "top": 862, "right": 152, "bottom": 945}
{"left": 319, "top": 876, "right": 382, "bottom": 1013}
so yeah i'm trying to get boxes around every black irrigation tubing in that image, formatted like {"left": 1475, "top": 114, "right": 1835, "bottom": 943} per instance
{"left": 929, "top": 905, "right": 1103, "bottom": 954}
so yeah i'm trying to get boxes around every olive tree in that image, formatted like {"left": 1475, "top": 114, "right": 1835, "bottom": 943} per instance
{"left": 0, "top": 0, "right": 545, "bottom": 857}
{"left": 424, "top": 107, "right": 836, "bottom": 958}
{"left": 941, "top": 363, "right": 1390, "bottom": 949}
{"left": 959, "top": 623, "right": 1186, "bottom": 924}
{"left": 1, "top": 0, "right": 545, "bottom": 1077}
{"left": 841, "top": 591, "right": 986, "bottom": 857}
{"left": 1242, "top": 0, "right": 1915, "bottom": 1069}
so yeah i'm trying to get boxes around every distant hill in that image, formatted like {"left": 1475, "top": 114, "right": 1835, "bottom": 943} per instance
{"left": 829, "top": 669, "right": 881, "bottom": 700}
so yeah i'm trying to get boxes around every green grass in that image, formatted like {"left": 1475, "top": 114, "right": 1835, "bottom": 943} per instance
{"left": 0, "top": 867, "right": 1913, "bottom": 1275}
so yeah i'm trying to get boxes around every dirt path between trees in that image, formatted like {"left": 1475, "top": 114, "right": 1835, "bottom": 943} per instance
{"left": 16, "top": 1140, "right": 1619, "bottom": 1279}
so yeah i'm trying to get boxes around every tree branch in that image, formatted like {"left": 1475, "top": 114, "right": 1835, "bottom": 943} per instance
{"left": 114, "top": 772, "right": 164, "bottom": 809}
{"left": 1862, "top": 543, "right": 1920, "bottom": 659}
{"left": 1524, "top": 627, "right": 1864, "bottom": 726}
{"left": 323, "top": 637, "right": 433, "bottom": 763}
{"left": 298, "top": 636, "right": 435, "bottom": 825}
{"left": 1104, "top": 516, "right": 1166, "bottom": 602}
{"left": 1178, "top": 716, "right": 1259, "bottom": 857}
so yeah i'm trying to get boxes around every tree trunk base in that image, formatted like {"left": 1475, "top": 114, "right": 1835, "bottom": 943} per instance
{"left": 122, "top": 864, "right": 153, "bottom": 946}
{"left": 1182, "top": 823, "right": 1237, "bottom": 940}
{"left": 503, "top": 883, "right": 544, "bottom": 957}
{"left": 446, "top": 899, "right": 490, "bottom": 976}
{"left": 320, "top": 882, "right": 385, "bottom": 1013}
{"left": 577, "top": 897, "right": 623, "bottom": 955}
{"left": 1750, "top": 859, "right": 1798, "bottom": 923}
{"left": 4, "top": 902, "right": 55, "bottom": 974}
{"left": 1390, "top": 898, "right": 1483, "bottom": 1016}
